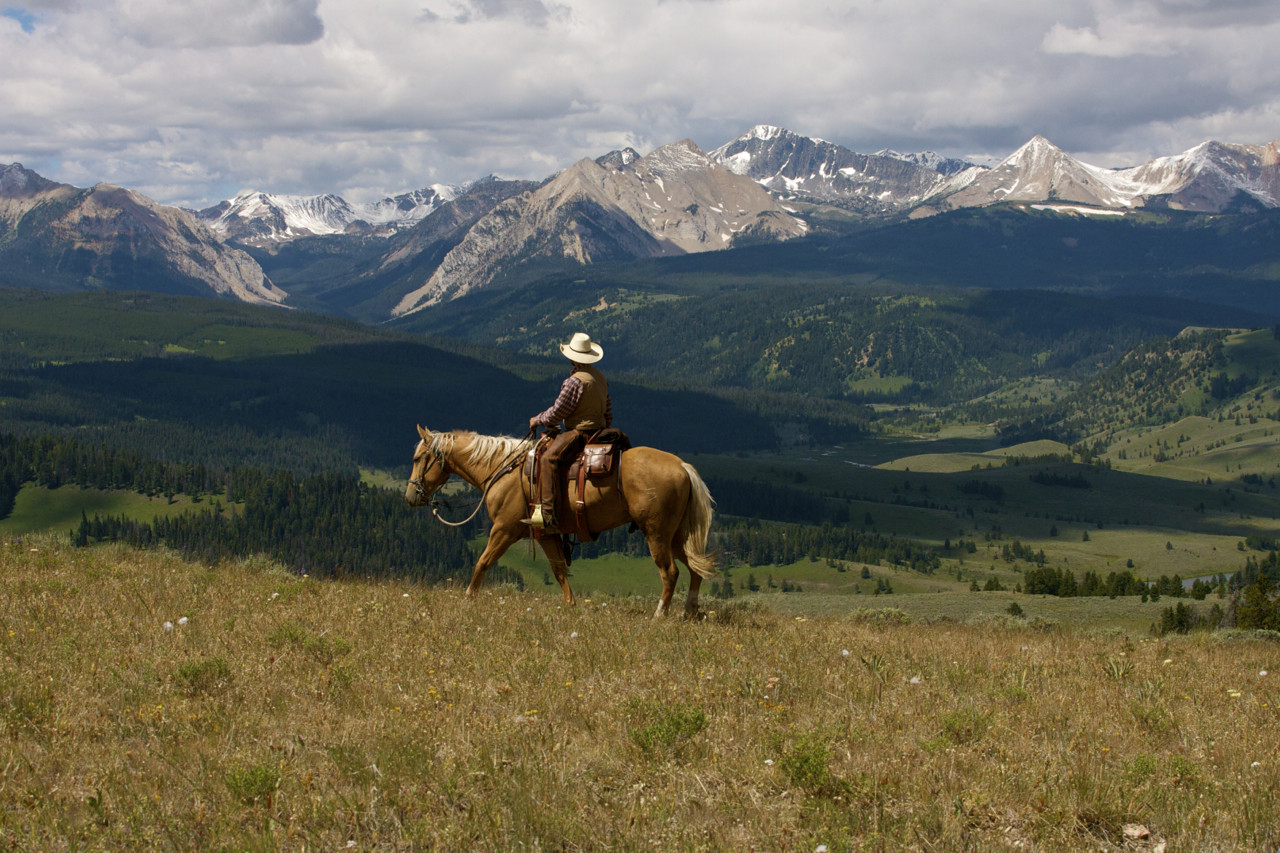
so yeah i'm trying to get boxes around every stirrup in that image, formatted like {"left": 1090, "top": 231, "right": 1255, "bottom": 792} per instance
{"left": 524, "top": 506, "right": 558, "bottom": 531}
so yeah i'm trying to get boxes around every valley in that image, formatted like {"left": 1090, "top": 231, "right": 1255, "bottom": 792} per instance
{"left": 3, "top": 124, "right": 1280, "bottom": 638}
{"left": 2, "top": 289, "right": 1276, "bottom": 635}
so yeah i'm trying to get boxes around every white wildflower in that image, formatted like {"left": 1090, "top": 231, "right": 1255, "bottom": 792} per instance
{"left": 162, "top": 621, "right": 173, "bottom": 632}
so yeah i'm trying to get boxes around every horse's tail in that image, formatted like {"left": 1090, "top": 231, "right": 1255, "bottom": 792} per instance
{"left": 679, "top": 462, "right": 719, "bottom": 579}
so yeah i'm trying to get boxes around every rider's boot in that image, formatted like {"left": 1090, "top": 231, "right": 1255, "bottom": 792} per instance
{"left": 526, "top": 470, "right": 559, "bottom": 532}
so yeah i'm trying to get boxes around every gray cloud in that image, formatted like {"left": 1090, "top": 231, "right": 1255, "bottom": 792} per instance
{"left": 0, "top": 0, "right": 1275, "bottom": 208}
{"left": 116, "top": 0, "right": 325, "bottom": 48}
{"left": 421, "top": 0, "right": 565, "bottom": 26}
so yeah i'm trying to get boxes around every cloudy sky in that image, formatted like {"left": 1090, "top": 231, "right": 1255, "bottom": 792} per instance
{"left": 2, "top": 0, "right": 1277, "bottom": 208}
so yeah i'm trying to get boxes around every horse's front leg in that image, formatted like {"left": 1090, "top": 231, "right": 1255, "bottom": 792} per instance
{"left": 467, "top": 526, "right": 523, "bottom": 597}
{"left": 537, "top": 537, "right": 576, "bottom": 606}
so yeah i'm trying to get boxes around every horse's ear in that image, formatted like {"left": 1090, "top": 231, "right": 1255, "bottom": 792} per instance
{"left": 417, "top": 424, "right": 430, "bottom": 439}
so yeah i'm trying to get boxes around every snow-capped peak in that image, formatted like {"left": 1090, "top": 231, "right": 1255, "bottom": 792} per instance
{"left": 199, "top": 183, "right": 460, "bottom": 244}
{"left": 747, "top": 124, "right": 786, "bottom": 141}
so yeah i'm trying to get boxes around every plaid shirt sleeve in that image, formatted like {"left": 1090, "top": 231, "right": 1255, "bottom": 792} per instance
{"left": 532, "top": 376, "right": 583, "bottom": 426}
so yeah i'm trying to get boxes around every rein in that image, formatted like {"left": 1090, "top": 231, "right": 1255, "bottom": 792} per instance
{"left": 415, "top": 433, "right": 533, "bottom": 528}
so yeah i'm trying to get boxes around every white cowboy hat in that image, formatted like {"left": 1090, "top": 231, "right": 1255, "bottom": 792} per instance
{"left": 560, "top": 332, "right": 604, "bottom": 363}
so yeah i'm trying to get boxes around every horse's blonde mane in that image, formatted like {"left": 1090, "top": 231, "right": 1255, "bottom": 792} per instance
{"left": 461, "top": 432, "right": 527, "bottom": 468}
{"left": 425, "top": 430, "right": 525, "bottom": 470}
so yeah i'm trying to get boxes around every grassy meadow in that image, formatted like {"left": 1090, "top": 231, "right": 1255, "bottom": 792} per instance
{"left": 0, "top": 484, "right": 211, "bottom": 538}
{"left": 3, "top": 535, "right": 1278, "bottom": 851}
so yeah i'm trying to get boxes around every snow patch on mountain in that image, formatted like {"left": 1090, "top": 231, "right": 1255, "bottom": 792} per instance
{"left": 200, "top": 183, "right": 460, "bottom": 244}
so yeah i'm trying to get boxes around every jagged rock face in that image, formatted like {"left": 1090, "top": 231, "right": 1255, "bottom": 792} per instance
{"left": 595, "top": 148, "right": 641, "bottom": 171}
{"left": 711, "top": 125, "right": 949, "bottom": 215}
{"left": 876, "top": 149, "right": 974, "bottom": 178}
{"left": 0, "top": 166, "right": 284, "bottom": 306}
{"left": 391, "top": 140, "right": 807, "bottom": 315}
{"left": 0, "top": 163, "right": 64, "bottom": 200}
{"left": 377, "top": 177, "right": 539, "bottom": 271}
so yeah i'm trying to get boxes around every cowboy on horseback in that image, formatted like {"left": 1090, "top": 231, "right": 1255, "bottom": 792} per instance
{"left": 407, "top": 331, "right": 716, "bottom": 615}
{"left": 526, "top": 331, "right": 612, "bottom": 532}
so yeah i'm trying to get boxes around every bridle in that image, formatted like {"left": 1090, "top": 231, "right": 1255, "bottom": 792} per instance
{"left": 411, "top": 432, "right": 536, "bottom": 527}
{"left": 407, "top": 442, "right": 450, "bottom": 506}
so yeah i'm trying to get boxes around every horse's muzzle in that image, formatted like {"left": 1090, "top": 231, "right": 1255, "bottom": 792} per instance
{"left": 405, "top": 480, "right": 429, "bottom": 507}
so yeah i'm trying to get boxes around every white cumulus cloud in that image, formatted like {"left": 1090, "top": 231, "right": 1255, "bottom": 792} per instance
{"left": 0, "top": 0, "right": 1276, "bottom": 208}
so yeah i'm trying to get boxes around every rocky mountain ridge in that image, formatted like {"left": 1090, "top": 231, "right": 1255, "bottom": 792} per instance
{"left": 3, "top": 127, "right": 1279, "bottom": 316}
{"left": 714, "top": 126, "right": 1280, "bottom": 217}
{"left": 390, "top": 139, "right": 807, "bottom": 316}
{"left": 198, "top": 184, "right": 459, "bottom": 245}
{"left": 0, "top": 163, "right": 284, "bottom": 305}
{"left": 913, "top": 135, "right": 1280, "bottom": 214}
{"left": 192, "top": 128, "right": 1280, "bottom": 246}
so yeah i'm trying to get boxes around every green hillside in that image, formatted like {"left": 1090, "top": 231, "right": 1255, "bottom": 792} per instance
{"left": 398, "top": 274, "right": 1268, "bottom": 412}
{"left": 0, "top": 288, "right": 393, "bottom": 367}
{"left": 0, "top": 291, "right": 782, "bottom": 473}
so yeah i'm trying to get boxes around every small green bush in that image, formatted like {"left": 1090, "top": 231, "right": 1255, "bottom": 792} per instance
{"left": 225, "top": 762, "right": 280, "bottom": 806}
{"left": 628, "top": 701, "right": 707, "bottom": 759}
{"left": 173, "top": 656, "right": 233, "bottom": 696}
{"left": 940, "top": 706, "right": 990, "bottom": 746}
{"left": 780, "top": 732, "right": 843, "bottom": 795}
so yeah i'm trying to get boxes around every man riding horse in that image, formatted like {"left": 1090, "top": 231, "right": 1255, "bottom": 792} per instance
{"left": 526, "top": 331, "right": 611, "bottom": 532}
{"left": 407, "top": 328, "right": 716, "bottom": 616}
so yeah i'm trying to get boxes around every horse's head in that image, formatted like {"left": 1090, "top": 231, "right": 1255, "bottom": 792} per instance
{"left": 406, "top": 425, "right": 452, "bottom": 507}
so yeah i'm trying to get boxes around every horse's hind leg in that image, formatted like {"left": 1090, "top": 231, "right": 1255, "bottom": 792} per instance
{"left": 684, "top": 567, "right": 703, "bottom": 618}
{"left": 646, "top": 535, "right": 679, "bottom": 618}
{"left": 672, "top": 540, "right": 703, "bottom": 618}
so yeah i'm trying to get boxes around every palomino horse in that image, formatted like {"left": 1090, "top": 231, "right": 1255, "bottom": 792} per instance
{"left": 405, "top": 426, "right": 717, "bottom": 617}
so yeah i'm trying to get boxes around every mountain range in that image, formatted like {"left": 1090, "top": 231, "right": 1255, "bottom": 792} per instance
{"left": 199, "top": 184, "right": 460, "bottom": 245}
{"left": 2, "top": 127, "right": 1278, "bottom": 320}
{"left": 0, "top": 163, "right": 284, "bottom": 306}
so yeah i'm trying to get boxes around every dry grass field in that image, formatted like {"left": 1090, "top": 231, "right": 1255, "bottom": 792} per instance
{"left": 2, "top": 535, "right": 1278, "bottom": 851}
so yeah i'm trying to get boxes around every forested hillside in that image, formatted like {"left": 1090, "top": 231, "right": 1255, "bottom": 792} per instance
{"left": 997, "top": 326, "right": 1280, "bottom": 447}
{"left": 0, "top": 433, "right": 491, "bottom": 585}
{"left": 403, "top": 275, "right": 1262, "bottom": 406}
{"left": 0, "top": 291, "right": 781, "bottom": 473}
